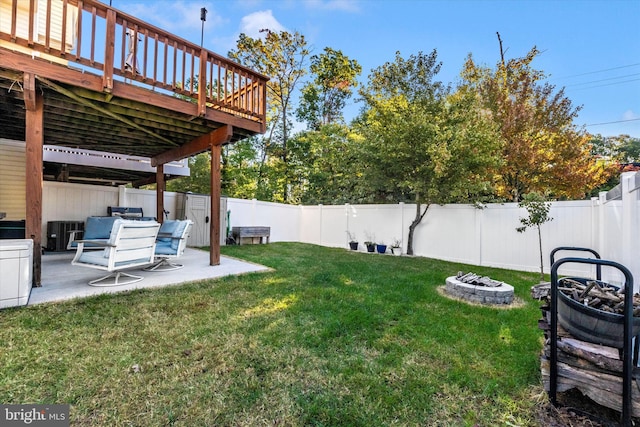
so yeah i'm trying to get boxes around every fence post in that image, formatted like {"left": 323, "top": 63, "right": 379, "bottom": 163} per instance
{"left": 398, "top": 202, "right": 405, "bottom": 253}
{"left": 119, "top": 186, "right": 127, "bottom": 206}
{"left": 621, "top": 172, "right": 639, "bottom": 290}
{"left": 590, "top": 197, "right": 600, "bottom": 263}
{"left": 251, "top": 198, "right": 257, "bottom": 225}
{"left": 475, "top": 204, "right": 483, "bottom": 267}
{"left": 344, "top": 203, "right": 350, "bottom": 248}
{"left": 318, "top": 204, "right": 323, "bottom": 246}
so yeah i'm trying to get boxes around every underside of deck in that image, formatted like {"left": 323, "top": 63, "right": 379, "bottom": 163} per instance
{"left": 0, "top": 0, "right": 268, "bottom": 284}
{"left": 0, "top": 46, "right": 263, "bottom": 185}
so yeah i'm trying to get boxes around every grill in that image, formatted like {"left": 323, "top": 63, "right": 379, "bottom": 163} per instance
{"left": 108, "top": 206, "right": 144, "bottom": 218}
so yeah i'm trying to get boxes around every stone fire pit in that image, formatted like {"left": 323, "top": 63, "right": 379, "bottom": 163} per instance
{"left": 445, "top": 272, "right": 514, "bottom": 305}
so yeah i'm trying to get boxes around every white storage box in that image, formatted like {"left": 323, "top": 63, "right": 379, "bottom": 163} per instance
{"left": 0, "top": 239, "right": 33, "bottom": 308}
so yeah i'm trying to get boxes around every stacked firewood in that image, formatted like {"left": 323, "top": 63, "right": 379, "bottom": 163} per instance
{"left": 532, "top": 281, "right": 640, "bottom": 417}
{"left": 456, "top": 271, "right": 503, "bottom": 287}
{"left": 557, "top": 278, "right": 640, "bottom": 315}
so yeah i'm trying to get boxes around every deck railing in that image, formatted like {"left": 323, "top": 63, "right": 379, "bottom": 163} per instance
{"left": 0, "top": 0, "right": 268, "bottom": 130}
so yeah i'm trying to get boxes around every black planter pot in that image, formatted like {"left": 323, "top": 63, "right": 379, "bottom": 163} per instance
{"left": 349, "top": 241, "right": 358, "bottom": 250}
{"left": 365, "top": 244, "right": 375, "bottom": 253}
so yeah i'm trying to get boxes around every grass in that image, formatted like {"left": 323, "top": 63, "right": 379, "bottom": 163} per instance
{"left": 0, "top": 242, "right": 546, "bottom": 426}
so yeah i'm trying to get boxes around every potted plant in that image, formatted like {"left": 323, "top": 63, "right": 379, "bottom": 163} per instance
{"left": 346, "top": 231, "right": 358, "bottom": 251}
{"left": 364, "top": 231, "right": 376, "bottom": 253}
{"left": 376, "top": 241, "right": 387, "bottom": 254}
{"left": 390, "top": 238, "right": 402, "bottom": 256}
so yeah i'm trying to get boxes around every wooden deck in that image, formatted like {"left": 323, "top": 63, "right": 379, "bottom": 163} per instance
{"left": 0, "top": 0, "right": 269, "bottom": 284}
{"left": 0, "top": 0, "right": 268, "bottom": 173}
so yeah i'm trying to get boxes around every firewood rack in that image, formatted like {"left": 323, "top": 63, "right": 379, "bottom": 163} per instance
{"left": 550, "top": 255, "right": 635, "bottom": 426}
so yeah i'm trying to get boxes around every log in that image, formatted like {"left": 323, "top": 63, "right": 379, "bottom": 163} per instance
{"left": 541, "top": 358, "right": 640, "bottom": 417}
{"left": 556, "top": 338, "right": 623, "bottom": 372}
{"left": 531, "top": 282, "right": 550, "bottom": 300}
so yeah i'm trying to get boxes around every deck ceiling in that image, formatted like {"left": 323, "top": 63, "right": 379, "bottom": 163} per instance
{"left": 0, "top": 64, "right": 257, "bottom": 185}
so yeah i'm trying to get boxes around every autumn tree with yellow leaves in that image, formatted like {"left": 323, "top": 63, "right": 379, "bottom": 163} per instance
{"left": 461, "top": 34, "right": 613, "bottom": 201}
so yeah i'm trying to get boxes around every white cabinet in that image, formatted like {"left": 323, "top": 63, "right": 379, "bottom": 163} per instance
{"left": 0, "top": 239, "right": 33, "bottom": 309}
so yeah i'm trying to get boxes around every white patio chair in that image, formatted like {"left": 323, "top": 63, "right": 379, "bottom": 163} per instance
{"left": 144, "top": 220, "right": 193, "bottom": 271}
{"left": 71, "top": 219, "right": 160, "bottom": 286}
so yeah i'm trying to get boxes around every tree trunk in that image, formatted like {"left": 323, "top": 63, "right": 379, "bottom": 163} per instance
{"left": 406, "top": 200, "right": 429, "bottom": 256}
{"left": 282, "top": 102, "right": 289, "bottom": 202}
{"left": 537, "top": 224, "right": 544, "bottom": 283}
{"left": 256, "top": 126, "right": 275, "bottom": 195}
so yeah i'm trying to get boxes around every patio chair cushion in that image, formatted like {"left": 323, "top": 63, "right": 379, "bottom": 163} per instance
{"left": 171, "top": 220, "right": 189, "bottom": 250}
{"left": 68, "top": 216, "right": 119, "bottom": 249}
{"left": 154, "top": 241, "right": 176, "bottom": 255}
{"left": 84, "top": 216, "right": 118, "bottom": 240}
{"left": 153, "top": 220, "right": 189, "bottom": 255}
{"left": 76, "top": 247, "right": 152, "bottom": 268}
{"left": 157, "top": 220, "right": 180, "bottom": 244}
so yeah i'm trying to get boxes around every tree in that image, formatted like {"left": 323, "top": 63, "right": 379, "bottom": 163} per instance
{"left": 166, "top": 152, "right": 211, "bottom": 194}
{"left": 221, "top": 139, "right": 260, "bottom": 200}
{"left": 586, "top": 134, "right": 636, "bottom": 196}
{"left": 590, "top": 134, "right": 640, "bottom": 164}
{"left": 461, "top": 34, "right": 609, "bottom": 201}
{"left": 287, "top": 123, "right": 366, "bottom": 204}
{"left": 618, "top": 135, "right": 640, "bottom": 163}
{"left": 228, "top": 29, "right": 309, "bottom": 202}
{"left": 357, "top": 50, "right": 501, "bottom": 255}
{"left": 516, "top": 192, "right": 553, "bottom": 283}
{"left": 296, "top": 47, "right": 362, "bottom": 130}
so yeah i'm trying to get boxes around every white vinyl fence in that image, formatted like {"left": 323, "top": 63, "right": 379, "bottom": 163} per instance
{"left": 41, "top": 172, "right": 640, "bottom": 289}
{"left": 225, "top": 172, "right": 640, "bottom": 288}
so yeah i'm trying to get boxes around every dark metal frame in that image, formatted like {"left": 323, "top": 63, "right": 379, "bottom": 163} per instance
{"left": 549, "top": 255, "right": 635, "bottom": 426}
{"left": 549, "top": 246, "right": 601, "bottom": 280}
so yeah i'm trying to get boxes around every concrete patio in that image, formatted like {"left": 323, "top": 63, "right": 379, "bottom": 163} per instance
{"left": 29, "top": 248, "right": 270, "bottom": 306}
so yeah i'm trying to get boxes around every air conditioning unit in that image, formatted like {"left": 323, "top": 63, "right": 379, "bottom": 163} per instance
{"left": 47, "top": 221, "right": 84, "bottom": 252}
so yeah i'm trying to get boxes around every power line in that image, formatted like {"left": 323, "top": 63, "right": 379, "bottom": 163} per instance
{"left": 565, "top": 73, "right": 640, "bottom": 87}
{"left": 550, "top": 63, "right": 640, "bottom": 80}
{"left": 586, "top": 118, "right": 640, "bottom": 126}
{"left": 568, "top": 77, "right": 640, "bottom": 91}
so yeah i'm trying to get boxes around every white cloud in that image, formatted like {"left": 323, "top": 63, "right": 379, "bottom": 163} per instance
{"left": 239, "top": 10, "right": 287, "bottom": 38}
{"left": 622, "top": 110, "right": 640, "bottom": 121}
{"left": 303, "top": 0, "right": 361, "bottom": 12}
{"left": 118, "top": 1, "right": 220, "bottom": 39}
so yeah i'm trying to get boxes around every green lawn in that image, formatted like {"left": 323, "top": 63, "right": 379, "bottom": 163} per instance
{"left": 0, "top": 243, "right": 546, "bottom": 426}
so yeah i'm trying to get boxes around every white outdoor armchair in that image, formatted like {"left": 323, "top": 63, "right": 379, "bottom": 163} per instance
{"left": 71, "top": 219, "right": 161, "bottom": 286}
{"left": 144, "top": 219, "right": 193, "bottom": 271}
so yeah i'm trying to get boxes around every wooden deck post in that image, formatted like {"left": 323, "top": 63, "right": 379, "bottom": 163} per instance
{"left": 103, "top": 8, "right": 116, "bottom": 92}
{"left": 156, "top": 163, "right": 165, "bottom": 223}
{"left": 198, "top": 49, "right": 207, "bottom": 116}
{"left": 210, "top": 143, "right": 221, "bottom": 265}
{"left": 150, "top": 125, "right": 232, "bottom": 266}
{"left": 24, "top": 73, "right": 43, "bottom": 287}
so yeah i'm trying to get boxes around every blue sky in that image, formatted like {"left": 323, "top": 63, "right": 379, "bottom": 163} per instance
{"left": 116, "top": 0, "right": 639, "bottom": 138}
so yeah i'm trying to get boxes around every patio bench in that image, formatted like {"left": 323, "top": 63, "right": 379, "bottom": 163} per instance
{"left": 231, "top": 226, "right": 270, "bottom": 245}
